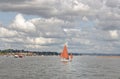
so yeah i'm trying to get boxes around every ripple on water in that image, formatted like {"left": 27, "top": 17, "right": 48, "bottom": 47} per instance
{"left": 0, "top": 56, "right": 120, "bottom": 79}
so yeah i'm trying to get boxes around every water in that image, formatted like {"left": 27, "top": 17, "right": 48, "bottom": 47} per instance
{"left": 0, "top": 56, "right": 120, "bottom": 79}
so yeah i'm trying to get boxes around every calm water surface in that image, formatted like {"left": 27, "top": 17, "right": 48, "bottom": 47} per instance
{"left": 0, "top": 56, "right": 120, "bottom": 79}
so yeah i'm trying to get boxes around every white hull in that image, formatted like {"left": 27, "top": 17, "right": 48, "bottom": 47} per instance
{"left": 61, "top": 58, "right": 70, "bottom": 62}
{"left": 14, "top": 55, "right": 19, "bottom": 58}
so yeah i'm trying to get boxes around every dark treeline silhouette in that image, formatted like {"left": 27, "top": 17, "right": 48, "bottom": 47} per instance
{"left": 0, "top": 49, "right": 59, "bottom": 55}
{"left": 0, "top": 49, "right": 29, "bottom": 53}
{"left": 1, "top": 49, "right": 120, "bottom": 56}
{"left": 0, "top": 49, "right": 81, "bottom": 56}
{"left": 33, "top": 51, "right": 59, "bottom": 56}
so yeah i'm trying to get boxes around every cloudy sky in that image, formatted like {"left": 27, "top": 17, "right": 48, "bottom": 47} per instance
{"left": 0, "top": 0, "right": 120, "bottom": 53}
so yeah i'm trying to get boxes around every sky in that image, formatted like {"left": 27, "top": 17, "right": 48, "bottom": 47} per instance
{"left": 0, "top": 0, "right": 120, "bottom": 53}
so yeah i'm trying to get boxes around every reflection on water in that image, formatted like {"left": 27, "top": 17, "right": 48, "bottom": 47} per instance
{"left": 0, "top": 56, "right": 120, "bottom": 79}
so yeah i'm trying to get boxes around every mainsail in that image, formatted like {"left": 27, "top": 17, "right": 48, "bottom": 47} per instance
{"left": 61, "top": 45, "right": 69, "bottom": 59}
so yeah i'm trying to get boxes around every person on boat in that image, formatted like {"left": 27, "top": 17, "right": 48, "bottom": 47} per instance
{"left": 69, "top": 53, "right": 73, "bottom": 61}
{"left": 69, "top": 53, "right": 73, "bottom": 59}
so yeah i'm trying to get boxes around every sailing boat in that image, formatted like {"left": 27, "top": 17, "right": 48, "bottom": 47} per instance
{"left": 60, "top": 44, "right": 73, "bottom": 62}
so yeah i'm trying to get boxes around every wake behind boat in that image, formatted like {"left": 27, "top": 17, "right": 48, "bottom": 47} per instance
{"left": 60, "top": 43, "right": 73, "bottom": 62}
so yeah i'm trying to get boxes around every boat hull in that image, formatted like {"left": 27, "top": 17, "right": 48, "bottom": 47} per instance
{"left": 14, "top": 55, "right": 19, "bottom": 58}
{"left": 61, "top": 58, "right": 69, "bottom": 62}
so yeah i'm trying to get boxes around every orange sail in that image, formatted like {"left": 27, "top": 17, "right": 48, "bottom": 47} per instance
{"left": 61, "top": 45, "right": 69, "bottom": 59}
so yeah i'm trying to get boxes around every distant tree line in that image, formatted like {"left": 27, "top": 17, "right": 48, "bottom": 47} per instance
{"left": 0, "top": 49, "right": 59, "bottom": 55}
{"left": 0, "top": 49, "right": 82, "bottom": 56}
{"left": 33, "top": 51, "right": 59, "bottom": 56}
{"left": 0, "top": 49, "right": 28, "bottom": 53}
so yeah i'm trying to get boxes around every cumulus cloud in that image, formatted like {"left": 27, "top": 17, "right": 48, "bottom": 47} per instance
{"left": 9, "top": 14, "right": 36, "bottom": 32}
{"left": 30, "top": 17, "right": 66, "bottom": 38}
{"left": 0, "top": 0, "right": 120, "bottom": 53}
{"left": 82, "top": 16, "right": 88, "bottom": 21}
{"left": 109, "top": 30, "right": 118, "bottom": 39}
{"left": 0, "top": 25, "right": 18, "bottom": 37}
{"left": 0, "top": 0, "right": 90, "bottom": 20}
{"left": 0, "top": 14, "right": 68, "bottom": 51}
{"left": 106, "top": 0, "right": 120, "bottom": 8}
